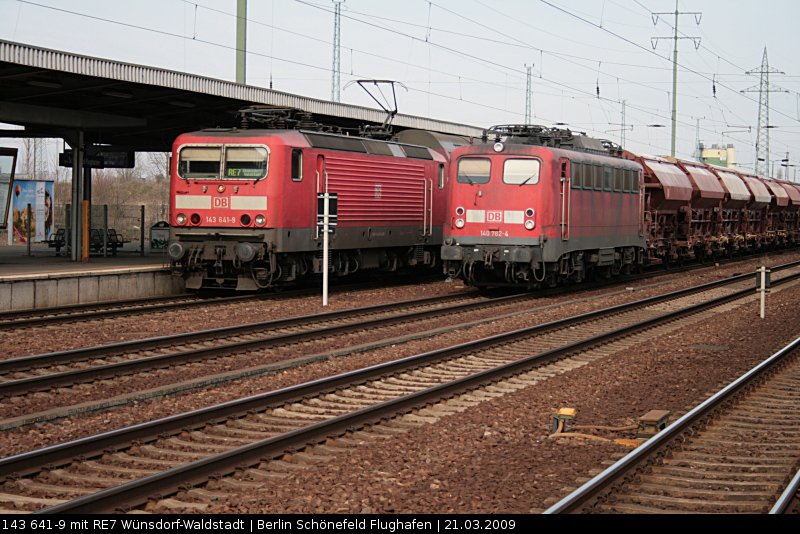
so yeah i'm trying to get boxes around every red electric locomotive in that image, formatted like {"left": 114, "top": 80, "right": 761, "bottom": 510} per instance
{"left": 443, "top": 124, "right": 800, "bottom": 289}
{"left": 167, "top": 111, "right": 465, "bottom": 290}
{"left": 441, "top": 125, "right": 646, "bottom": 287}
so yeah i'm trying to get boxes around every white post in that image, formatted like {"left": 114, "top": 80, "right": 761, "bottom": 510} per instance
{"left": 759, "top": 266, "right": 766, "bottom": 319}
{"left": 322, "top": 192, "right": 330, "bottom": 307}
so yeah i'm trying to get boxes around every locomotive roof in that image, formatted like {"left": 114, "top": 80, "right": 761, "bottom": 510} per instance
{"left": 455, "top": 141, "right": 642, "bottom": 170}
{"left": 178, "top": 128, "right": 445, "bottom": 161}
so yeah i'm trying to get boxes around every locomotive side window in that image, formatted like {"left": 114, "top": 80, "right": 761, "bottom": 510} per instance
{"left": 593, "top": 164, "right": 603, "bottom": 190}
{"left": 613, "top": 168, "right": 624, "bottom": 192}
{"left": 603, "top": 167, "right": 613, "bottom": 191}
{"left": 438, "top": 164, "right": 445, "bottom": 189}
{"left": 457, "top": 158, "right": 491, "bottom": 184}
{"left": 178, "top": 147, "right": 222, "bottom": 179}
{"left": 624, "top": 169, "right": 635, "bottom": 192}
{"left": 571, "top": 163, "right": 583, "bottom": 189}
{"left": 503, "top": 159, "right": 540, "bottom": 186}
{"left": 225, "top": 147, "right": 268, "bottom": 179}
{"left": 291, "top": 149, "right": 303, "bottom": 182}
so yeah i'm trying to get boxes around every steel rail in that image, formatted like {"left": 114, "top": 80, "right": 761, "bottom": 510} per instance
{"left": 544, "top": 335, "right": 800, "bottom": 514}
{"left": 7, "top": 257, "right": 798, "bottom": 379}
{"left": 0, "top": 291, "right": 480, "bottom": 376}
{"left": 5, "top": 259, "right": 797, "bottom": 397}
{"left": 33, "top": 268, "right": 800, "bottom": 513}
{"left": 0, "top": 291, "right": 511, "bottom": 396}
{"left": 769, "top": 468, "right": 800, "bottom": 514}
{"left": 2, "top": 250, "right": 788, "bottom": 331}
{"left": 0, "top": 273, "right": 446, "bottom": 330}
{"left": 4, "top": 266, "right": 798, "bottom": 477}
{"left": 0, "top": 294, "right": 211, "bottom": 330}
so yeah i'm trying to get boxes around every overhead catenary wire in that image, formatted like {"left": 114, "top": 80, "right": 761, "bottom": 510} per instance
{"left": 10, "top": 0, "right": 795, "bottom": 158}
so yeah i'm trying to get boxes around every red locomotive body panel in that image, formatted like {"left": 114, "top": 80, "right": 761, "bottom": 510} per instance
{"left": 171, "top": 130, "right": 283, "bottom": 231}
{"left": 324, "top": 155, "right": 432, "bottom": 227}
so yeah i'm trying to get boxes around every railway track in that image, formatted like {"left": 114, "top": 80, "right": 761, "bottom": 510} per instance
{"left": 4, "top": 261, "right": 799, "bottom": 421}
{"left": 2, "top": 260, "right": 799, "bottom": 513}
{"left": 0, "top": 274, "right": 448, "bottom": 331}
{"left": 0, "top": 291, "right": 484, "bottom": 398}
{"left": 4, "top": 249, "right": 795, "bottom": 332}
{"left": 545, "top": 337, "right": 800, "bottom": 515}
{"left": 0, "top": 294, "right": 211, "bottom": 330}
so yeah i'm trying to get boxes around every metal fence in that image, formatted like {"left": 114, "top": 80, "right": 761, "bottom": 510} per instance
{"left": 60, "top": 203, "right": 166, "bottom": 254}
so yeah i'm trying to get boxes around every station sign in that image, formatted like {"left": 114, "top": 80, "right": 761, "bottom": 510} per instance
{"left": 316, "top": 192, "right": 338, "bottom": 232}
{"left": 59, "top": 149, "right": 135, "bottom": 169}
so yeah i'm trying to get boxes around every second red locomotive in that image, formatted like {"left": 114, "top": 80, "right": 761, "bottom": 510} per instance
{"left": 441, "top": 125, "right": 646, "bottom": 287}
{"left": 442, "top": 125, "right": 800, "bottom": 288}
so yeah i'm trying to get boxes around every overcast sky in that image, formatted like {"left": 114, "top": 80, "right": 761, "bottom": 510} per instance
{"left": 1, "top": 0, "right": 799, "bottom": 176}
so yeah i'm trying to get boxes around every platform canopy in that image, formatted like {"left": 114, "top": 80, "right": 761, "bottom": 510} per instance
{"left": 0, "top": 39, "right": 483, "bottom": 152}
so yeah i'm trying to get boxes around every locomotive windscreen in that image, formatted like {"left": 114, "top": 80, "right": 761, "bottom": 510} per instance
{"left": 178, "top": 146, "right": 268, "bottom": 180}
{"left": 225, "top": 147, "right": 268, "bottom": 179}
{"left": 179, "top": 147, "right": 221, "bottom": 179}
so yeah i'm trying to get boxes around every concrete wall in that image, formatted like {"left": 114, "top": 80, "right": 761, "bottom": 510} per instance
{"left": 0, "top": 269, "right": 184, "bottom": 311}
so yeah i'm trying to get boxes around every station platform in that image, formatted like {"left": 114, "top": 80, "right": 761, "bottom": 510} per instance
{"left": 0, "top": 244, "right": 184, "bottom": 312}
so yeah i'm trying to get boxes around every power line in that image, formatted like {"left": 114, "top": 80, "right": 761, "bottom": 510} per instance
{"left": 539, "top": 0, "right": 799, "bottom": 127}
{"left": 10, "top": 0, "right": 789, "bottom": 158}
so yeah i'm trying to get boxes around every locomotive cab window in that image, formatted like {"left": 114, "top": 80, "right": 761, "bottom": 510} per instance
{"left": 438, "top": 164, "right": 445, "bottom": 189}
{"left": 291, "top": 149, "right": 303, "bottom": 182}
{"left": 178, "top": 147, "right": 221, "bottom": 179}
{"left": 503, "top": 158, "right": 540, "bottom": 186}
{"left": 457, "top": 157, "right": 491, "bottom": 184}
{"left": 224, "top": 146, "right": 268, "bottom": 180}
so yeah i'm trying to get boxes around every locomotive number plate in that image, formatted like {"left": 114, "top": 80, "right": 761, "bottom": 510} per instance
{"left": 480, "top": 230, "right": 509, "bottom": 237}
{"left": 204, "top": 216, "right": 237, "bottom": 224}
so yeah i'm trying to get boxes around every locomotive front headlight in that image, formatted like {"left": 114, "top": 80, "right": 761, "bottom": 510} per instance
{"left": 525, "top": 208, "right": 535, "bottom": 217}
{"left": 240, "top": 214, "right": 252, "bottom": 226}
{"left": 493, "top": 142, "right": 504, "bottom": 153}
{"left": 190, "top": 213, "right": 201, "bottom": 225}
{"left": 525, "top": 220, "right": 535, "bottom": 230}
{"left": 255, "top": 214, "right": 266, "bottom": 226}
{"left": 455, "top": 218, "right": 465, "bottom": 229}
{"left": 176, "top": 213, "right": 187, "bottom": 226}
{"left": 455, "top": 206, "right": 465, "bottom": 216}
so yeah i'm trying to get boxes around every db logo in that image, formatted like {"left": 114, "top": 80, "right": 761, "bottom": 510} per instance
{"left": 487, "top": 210, "right": 503, "bottom": 223}
{"left": 213, "top": 197, "right": 229, "bottom": 208}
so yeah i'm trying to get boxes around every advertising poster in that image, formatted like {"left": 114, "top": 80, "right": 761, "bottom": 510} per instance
{"left": 9, "top": 180, "right": 54, "bottom": 244}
